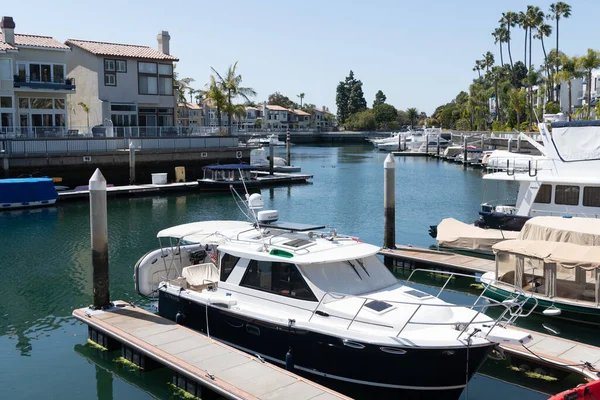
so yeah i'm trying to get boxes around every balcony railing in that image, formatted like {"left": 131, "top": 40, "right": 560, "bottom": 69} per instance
{"left": 0, "top": 125, "right": 225, "bottom": 139}
{"left": 13, "top": 76, "right": 76, "bottom": 91}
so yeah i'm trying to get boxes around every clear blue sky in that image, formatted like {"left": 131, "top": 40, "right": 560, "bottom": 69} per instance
{"left": 3, "top": 0, "right": 598, "bottom": 115}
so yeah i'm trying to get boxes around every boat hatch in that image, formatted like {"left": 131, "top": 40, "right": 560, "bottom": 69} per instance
{"left": 364, "top": 300, "right": 395, "bottom": 314}
{"left": 404, "top": 289, "right": 432, "bottom": 299}
{"left": 282, "top": 238, "right": 312, "bottom": 248}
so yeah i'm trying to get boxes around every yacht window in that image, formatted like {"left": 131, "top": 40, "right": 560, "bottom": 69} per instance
{"left": 220, "top": 253, "right": 240, "bottom": 282}
{"left": 583, "top": 187, "right": 600, "bottom": 207}
{"left": 555, "top": 185, "right": 580, "bottom": 206}
{"left": 241, "top": 260, "right": 316, "bottom": 301}
{"left": 534, "top": 184, "right": 552, "bottom": 204}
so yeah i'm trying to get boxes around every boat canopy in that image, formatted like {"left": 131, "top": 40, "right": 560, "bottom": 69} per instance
{"left": 436, "top": 218, "right": 518, "bottom": 253}
{"left": 203, "top": 164, "right": 255, "bottom": 171}
{"left": 551, "top": 122, "right": 600, "bottom": 162}
{"left": 518, "top": 216, "right": 600, "bottom": 246}
{"left": 0, "top": 177, "right": 58, "bottom": 204}
{"left": 157, "top": 221, "right": 253, "bottom": 242}
{"left": 493, "top": 240, "right": 600, "bottom": 270}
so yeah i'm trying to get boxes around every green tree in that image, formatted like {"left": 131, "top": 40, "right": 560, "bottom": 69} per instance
{"left": 205, "top": 75, "right": 227, "bottom": 131}
{"left": 373, "top": 90, "right": 387, "bottom": 107}
{"left": 336, "top": 70, "right": 356, "bottom": 124}
{"left": 78, "top": 101, "right": 90, "bottom": 133}
{"left": 473, "top": 59, "right": 484, "bottom": 78}
{"left": 297, "top": 93, "right": 305, "bottom": 108}
{"left": 345, "top": 109, "right": 376, "bottom": 131}
{"left": 500, "top": 11, "right": 518, "bottom": 69}
{"left": 268, "top": 92, "right": 293, "bottom": 108}
{"left": 406, "top": 108, "right": 419, "bottom": 129}
{"left": 578, "top": 49, "right": 600, "bottom": 119}
{"left": 511, "top": 61, "right": 527, "bottom": 88}
{"left": 211, "top": 61, "right": 256, "bottom": 135}
{"left": 492, "top": 26, "right": 508, "bottom": 66}
{"left": 373, "top": 104, "right": 397, "bottom": 128}
{"left": 483, "top": 51, "right": 495, "bottom": 72}
{"left": 549, "top": 2, "right": 572, "bottom": 100}
{"left": 524, "top": 69, "right": 542, "bottom": 130}
{"left": 173, "top": 63, "right": 195, "bottom": 103}
{"left": 534, "top": 21, "right": 553, "bottom": 100}
{"left": 516, "top": 10, "right": 528, "bottom": 68}
{"left": 508, "top": 88, "right": 528, "bottom": 129}
{"left": 555, "top": 55, "right": 583, "bottom": 120}
{"left": 348, "top": 81, "right": 367, "bottom": 115}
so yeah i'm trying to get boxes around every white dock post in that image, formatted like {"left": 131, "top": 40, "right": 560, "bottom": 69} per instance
{"left": 286, "top": 129, "right": 291, "bottom": 166}
{"left": 90, "top": 169, "right": 110, "bottom": 309}
{"left": 508, "top": 138, "right": 513, "bottom": 152}
{"left": 383, "top": 154, "right": 396, "bottom": 268}
{"left": 129, "top": 141, "right": 135, "bottom": 185}
{"left": 517, "top": 135, "right": 521, "bottom": 152}
{"left": 425, "top": 134, "right": 429, "bottom": 155}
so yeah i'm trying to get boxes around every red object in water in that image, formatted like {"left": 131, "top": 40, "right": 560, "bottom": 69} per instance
{"left": 548, "top": 379, "right": 600, "bottom": 400}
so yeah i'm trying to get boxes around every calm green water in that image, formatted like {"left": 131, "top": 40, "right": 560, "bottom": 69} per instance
{"left": 0, "top": 144, "right": 590, "bottom": 399}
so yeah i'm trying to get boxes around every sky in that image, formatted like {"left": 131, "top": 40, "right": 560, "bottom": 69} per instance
{"left": 3, "top": 0, "right": 599, "bottom": 115}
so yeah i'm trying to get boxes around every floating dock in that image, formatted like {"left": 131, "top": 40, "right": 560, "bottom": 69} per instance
{"left": 58, "top": 181, "right": 199, "bottom": 201}
{"left": 73, "top": 301, "right": 349, "bottom": 400}
{"left": 390, "top": 151, "right": 431, "bottom": 157}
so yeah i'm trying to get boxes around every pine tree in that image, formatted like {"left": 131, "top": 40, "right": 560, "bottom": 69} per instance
{"left": 335, "top": 80, "right": 350, "bottom": 124}
{"left": 348, "top": 81, "right": 367, "bottom": 115}
{"left": 373, "top": 90, "right": 386, "bottom": 107}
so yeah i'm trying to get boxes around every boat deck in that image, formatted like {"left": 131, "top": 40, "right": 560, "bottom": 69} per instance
{"left": 73, "top": 302, "right": 348, "bottom": 400}
{"left": 380, "top": 245, "right": 496, "bottom": 274}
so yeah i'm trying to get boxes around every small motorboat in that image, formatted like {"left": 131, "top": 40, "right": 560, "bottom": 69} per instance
{"left": 0, "top": 177, "right": 58, "bottom": 210}
{"left": 548, "top": 379, "right": 600, "bottom": 400}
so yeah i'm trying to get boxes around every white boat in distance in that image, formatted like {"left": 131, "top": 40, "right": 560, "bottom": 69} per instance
{"left": 246, "top": 133, "right": 286, "bottom": 147}
{"left": 135, "top": 193, "right": 534, "bottom": 399}
{"left": 373, "top": 127, "right": 448, "bottom": 152}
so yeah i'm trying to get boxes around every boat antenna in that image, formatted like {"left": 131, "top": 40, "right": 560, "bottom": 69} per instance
{"left": 230, "top": 168, "right": 269, "bottom": 251}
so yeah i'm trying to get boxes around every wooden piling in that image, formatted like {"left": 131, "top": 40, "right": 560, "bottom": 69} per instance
{"left": 128, "top": 141, "right": 135, "bottom": 185}
{"left": 90, "top": 169, "right": 110, "bottom": 309}
{"left": 383, "top": 154, "right": 395, "bottom": 267}
{"left": 269, "top": 141, "right": 274, "bottom": 175}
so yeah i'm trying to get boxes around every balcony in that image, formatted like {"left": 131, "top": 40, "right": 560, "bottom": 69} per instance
{"left": 13, "top": 75, "right": 76, "bottom": 91}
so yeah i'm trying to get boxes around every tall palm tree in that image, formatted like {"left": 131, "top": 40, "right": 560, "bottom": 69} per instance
{"left": 525, "top": 6, "right": 544, "bottom": 72}
{"left": 550, "top": 2, "right": 572, "bottom": 101}
{"left": 524, "top": 69, "right": 542, "bottom": 131}
{"left": 473, "top": 60, "right": 483, "bottom": 78}
{"left": 492, "top": 28, "right": 505, "bottom": 66}
{"left": 211, "top": 61, "right": 257, "bottom": 135}
{"left": 205, "top": 75, "right": 226, "bottom": 131}
{"left": 516, "top": 11, "right": 528, "bottom": 69}
{"left": 578, "top": 49, "right": 600, "bottom": 119}
{"left": 555, "top": 55, "right": 583, "bottom": 121}
{"left": 297, "top": 93, "right": 305, "bottom": 108}
{"left": 483, "top": 51, "right": 495, "bottom": 72}
{"left": 534, "top": 22, "right": 553, "bottom": 100}
{"left": 500, "top": 12, "right": 517, "bottom": 69}
{"left": 406, "top": 108, "right": 419, "bottom": 129}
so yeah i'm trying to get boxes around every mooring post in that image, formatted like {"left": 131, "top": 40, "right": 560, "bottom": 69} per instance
{"left": 383, "top": 154, "right": 395, "bottom": 268}
{"left": 508, "top": 138, "right": 513, "bottom": 153}
{"left": 517, "top": 135, "right": 521, "bottom": 152}
{"left": 269, "top": 140, "right": 274, "bottom": 175}
{"left": 286, "top": 129, "right": 291, "bottom": 167}
{"left": 398, "top": 132, "right": 402, "bottom": 152}
{"left": 480, "top": 135, "right": 484, "bottom": 150}
{"left": 128, "top": 141, "right": 135, "bottom": 185}
{"left": 425, "top": 134, "right": 429, "bottom": 156}
{"left": 90, "top": 169, "right": 110, "bottom": 309}
{"left": 463, "top": 135, "right": 468, "bottom": 165}
{"left": 436, "top": 134, "right": 440, "bottom": 156}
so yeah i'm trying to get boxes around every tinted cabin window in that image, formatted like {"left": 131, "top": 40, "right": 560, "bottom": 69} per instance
{"left": 583, "top": 187, "right": 600, "bottom": 207}
{"left": 220, "top": 253, "right": 240, "bottom": 282}
{"left": 241, "top": 260, "right": 316, "bottom": 301}
{"left": 534, "top": 184, "right": 552, "bottom": 204}
{"left": 555, "top": 185, "right": 580, "bottom": 206}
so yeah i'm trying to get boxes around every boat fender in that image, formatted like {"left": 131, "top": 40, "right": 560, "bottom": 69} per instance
{"left": 542, "top": 308, "right": 561, "bottom": 316}
{"left": 175, "top": 311, "right": 185, "bottom": 324}
{"left": 285, "top": 348, "right": 294, "bottom": 371}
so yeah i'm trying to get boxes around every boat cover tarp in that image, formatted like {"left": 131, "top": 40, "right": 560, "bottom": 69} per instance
{"left": 518, "top": 216, "right": 600, "bottom": 246}
{"left": 0, "top": 178, "right": 58, "bottom": 204}
{"left": 492, "top": 240, "right": 600, "bottom": 270}
{"left": 551, "top": 125, "right": 600, "bottom": 161}
{"left": 436, "top": 218, "right": 519, "bottom": 252}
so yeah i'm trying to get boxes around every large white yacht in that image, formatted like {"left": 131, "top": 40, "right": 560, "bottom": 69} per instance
{"left": 135, "top": 194, "right": 533, "bottom": 399}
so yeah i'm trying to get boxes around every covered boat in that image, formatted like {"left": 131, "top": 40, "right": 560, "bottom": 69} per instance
{"left": 0, "top": 177, "right": 58, "bottom": 210}
{"left": 197, "top": 164, "right": 311, "bottom": 191}
{"left": 432, "top": 218, "right": 519, "bottom": 255}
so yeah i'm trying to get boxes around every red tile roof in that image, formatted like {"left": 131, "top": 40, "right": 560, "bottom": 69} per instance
{"left": 266, "top": 105, "right": 289, "bottom": 111}
{"left": 292, "top": 109, "right": 311, "bottom": 116}
{"left": 66, "top": 39, "right": 178, "bottom": 61}
{"left": 0, "top": 41, "right": 16, "bottom": 51}
{"left": 0, "top": 33, "right": 69, "bottom": 50}
{"left": 178, "top": 102, "right": 202, "bottom": 110}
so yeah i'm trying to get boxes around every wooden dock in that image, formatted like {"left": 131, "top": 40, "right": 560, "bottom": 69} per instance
{"left": 390, "top": 151, "right": 431, "bottom": 157}
{"left": 503, "top": 325, "right": 600, "bottom": 381}
{"left": 380, "top": 245, "right": 496, "bottom": 274}
{"left": 73, "top": 301, "right": 348, "bottom": 400}
{"left": 59, "top": 181, "right": 199, "bottom": 201}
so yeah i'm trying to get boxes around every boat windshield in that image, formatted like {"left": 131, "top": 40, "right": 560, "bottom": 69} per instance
{"left": 298, "top": 255, "right": 398, "bottom": 296}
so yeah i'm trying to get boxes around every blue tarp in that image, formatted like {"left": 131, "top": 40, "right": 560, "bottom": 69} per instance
{"left": 0, "top": 178, "right": 58, "bottom": 205}
{"left": 203, "top": 164, "right": 254, "bottom": 171}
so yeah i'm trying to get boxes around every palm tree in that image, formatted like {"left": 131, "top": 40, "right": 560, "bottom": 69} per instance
{"left": 525, "top": 6, "right": 544, "bottom": 72}
{"left": 473, "top": 60, "right": 483, "bottom": 78}
{"left": 297, "top": 93, "right": 305, "bottom": 108}
{"left": 78, "top": 101, "right": 90, "bottom": 133}
{"left": 406, "top": 108, "right": 419, "bottom": 129}
{"left": 516, "top": 11, "right": 528, "bottom": 69}
{"left": 204, "top": 75, "right": 226, "bottom": 131}
{"left": 509, "top": 88, "right": 528, "bottom": 129}
{"left": 534, "top": 22, "right": 553, "bottom": 100}
{"left": 483, "top": 51, "right": 495, "bottom": 72}
{"left": 555, "top": 55, "right": 583, "bottom": 121}
{"left": 578, "top": 49, "right": 600, "bottom": 119}
{"left": 524, "top": 69, "right": 542, "bottom": 131}
{"left": 550, "top": 2, "right": 572, "bottom": 101}
{"left": 211, "top": 61, "right": 257, "bottom": 135}
{"left": 492, "top": 27, "right": 506, "bottom": 66}
{"left": 500, "top": 11, "right": 517, "bottom": 69}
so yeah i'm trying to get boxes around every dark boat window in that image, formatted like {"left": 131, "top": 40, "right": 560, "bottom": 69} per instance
{"left": 404, "top": 289, "right": 430, "bottom": 298}
{"left": 365, "top": 300, "right": 393, "bottom": 313}
{"left": 241, "top": 260, "right": 317, "bottom": 301}
{"left": 583, "top": 187, "right": 600, "bottom": 207}
{"left": 534, "top": 184, "right": 552, "bottom": 204}
{"left": 220, "top": 253, "right": 240, "bottom": 282}
{"left": 555, "top": 185, "right": 580, "bottom": 206}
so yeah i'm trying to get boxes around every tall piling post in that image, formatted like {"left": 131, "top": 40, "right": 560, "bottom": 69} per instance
{"left": 269, "top": 140, "right": 274, "bottom": 175}
{"left": 463, "top": 135, "right": 468, "bottom": 166}
{"left": 508, "top": 138, "right": 513, "bottom": 153}
{"left": 517, "top": 135, "right": 521, "bottom": 152}
{"left": 480, "top": 135, "right": 484, "bottom": 150}
{"left": 383, "top": 154, "right": 396, "bottom": 268}
{"left": 425, "top": 134, "right": 429, "bottom": 156}
{"left": 90, "top": 169, "right": 110, "bottom": 309}
{"left": 286, "top": 129, "right": 291, "bottom": 166}
{"left": 436, "top": 134, "right": 440, "bottom": 156}
{"left": 128, "top": 141, "right": 135, "bottom": 185}
{"left": 398, "top": 132, "right": 402, "bottom": 152}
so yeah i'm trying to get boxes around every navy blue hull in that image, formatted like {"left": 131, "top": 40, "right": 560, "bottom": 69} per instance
{"left": 158, "top": 290, "right": 492, "bottom": 399}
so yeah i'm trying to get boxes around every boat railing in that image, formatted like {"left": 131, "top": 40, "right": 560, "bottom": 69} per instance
{"left": 309, "top": 269, "right": 537, "bottom": 342}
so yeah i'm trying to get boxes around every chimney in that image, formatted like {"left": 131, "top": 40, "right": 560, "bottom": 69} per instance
{"left": 1, "top": 16, "right": 16, "bottom": 45}
{"left": 157, "top": 30, "right": 170, "bottom": 55}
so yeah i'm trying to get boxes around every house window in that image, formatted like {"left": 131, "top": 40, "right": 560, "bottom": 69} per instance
{"left": 555, "top": 185, "right": 580, "bottom": 206}
{"left": 31, "top": 98, "right": 53, "bottom": 109}
{"left": 0, "top": 97, "right": 12, "bottom": 108}
{"left": 116, "top": 60, "right": 127, "bottom": 73}
{"left": 18, "top": 98, "right": 28, "bottom": 109}
{"left": 105, "top": 73, "right": 116, "bottom": 86}
{"left": 53, "top": 65, "right": 65, "bottom": 83}
{"left": 158, "top": 64, "right": 172, "bottom": 75}
{"left": 29, "top": 64, "right": 41, "bottom": 81}
{"left": 240, "top": 260, "right": 316, "bottom": 301}
{"left": 220, "top": 253, "right": 240, "bottom": 282}
{"left": 534, "top": 184, "right": 552, "bottom": 204}
{"left": 159, "top": 77, "right": 173, "bottom": 95}
{"left": 138, "top": 62, "right": 157, "bottom": 74}
{"left": 583, "top": 187, "right": 600, "bottom": 207}
{"left": 139, "top": 75, "right": 158, "bottom": 94}
{"left": 104, "top": 59, "right": 116, "bottom": 72}
{"left": 0, "top": 59, "right": 11, "bottom": 80}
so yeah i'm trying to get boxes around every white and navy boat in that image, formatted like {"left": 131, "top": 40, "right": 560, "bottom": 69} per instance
{"left": 134, "top": 194, "right": 533, "bottom": 399}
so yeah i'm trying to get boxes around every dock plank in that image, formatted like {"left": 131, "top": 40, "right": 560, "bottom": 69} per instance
{"left": 380, "top": 246, "right": 495, "bottom": 274}
{"left": 72, "top": 303, "right": 350, "bottom": 400}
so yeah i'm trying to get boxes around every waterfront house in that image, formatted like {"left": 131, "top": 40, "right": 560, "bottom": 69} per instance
{"left": 291, "top": 109, "right": 311, "bottom": 129}
{"left": 313, "top": 107, "right": 334, "bottom": 129}
{"left": 0, "top": 16, "right": 75, "bottom": 137}
{"left": 65, "top": 31, "right": 178, "bottom": 137}
{"left": 176, "top": 102, "right": 202, "bottom": 128}
{"left": 239, "top": 106, "right": 259, "bottom": 129}
{"left": 580, "top": 69, "right": 600, "bottom": 116}
{"left": 263, "top": 104, "right": 290, "bottom": 130}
